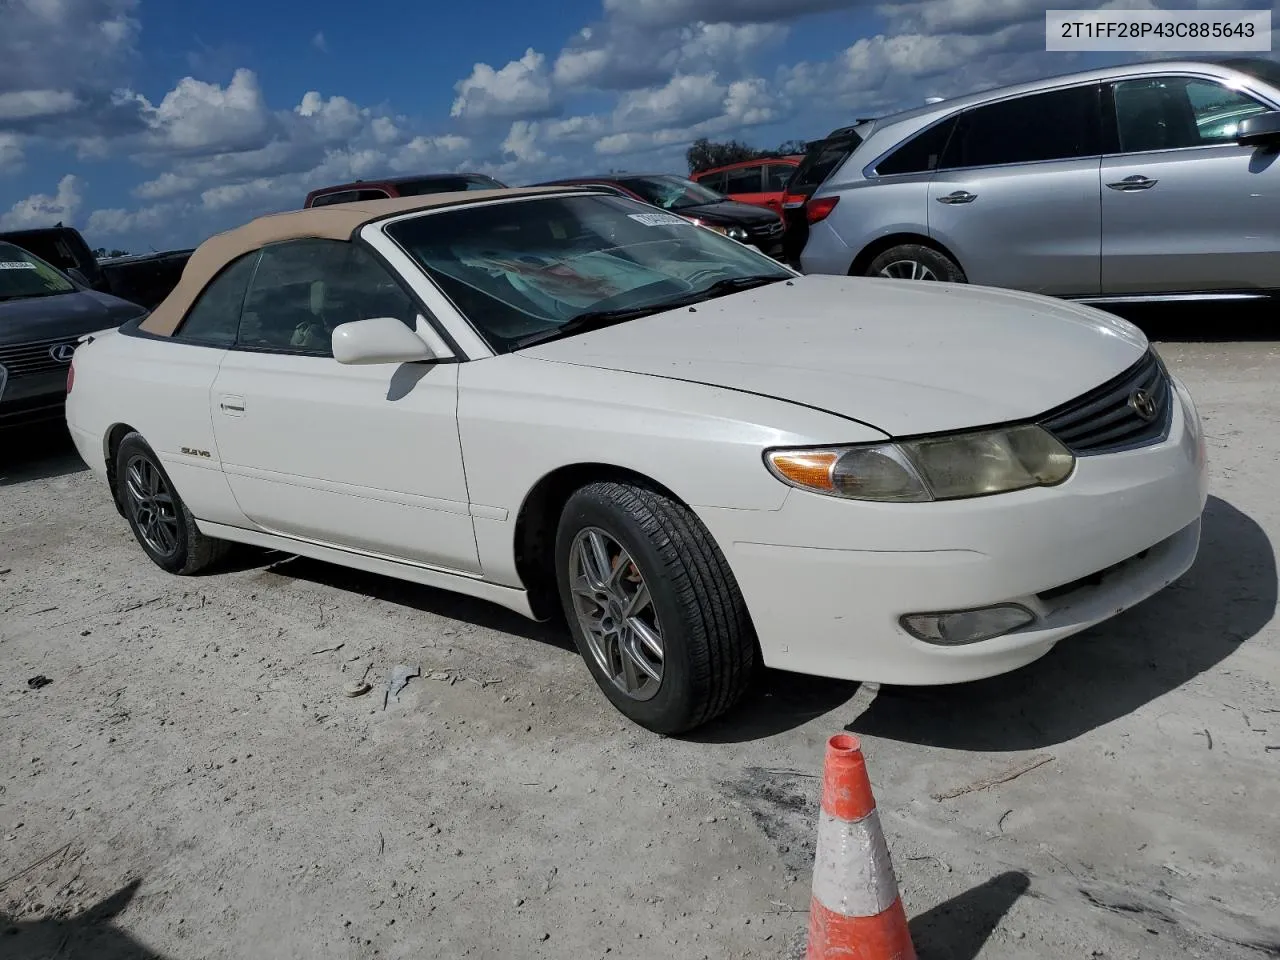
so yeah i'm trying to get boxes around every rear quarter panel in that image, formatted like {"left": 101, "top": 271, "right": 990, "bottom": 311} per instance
{"left": 66, "top": 331, "right": 245, "bottom": 526}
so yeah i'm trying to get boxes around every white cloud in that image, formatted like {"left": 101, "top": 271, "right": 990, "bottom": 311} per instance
{"left": 614, "top": 74, "right": 728, "bottom": 131}
{"left": 312, "top": 31, "right": 328, "bottom": 53}
{"left": 388, "top": 134, "right": 473, "bottom": 172}
{"left": 501, "top": 121, "right": 546, "bottom": 164}
{"left": 554, "top": 20, "right": 786, "bottom": 91}
{"left": 451, "top": 48, "right": 558, "bottom": 121}
{"left": 86, "top": 202, "right": 177, "bottom": 238}
{"left": 0, "top": 175, "right": 84, "bottom": 230}
{"left": 0, "top": 89, "right": 81, "bottom": 122}
{"left": 294, "top": 91, "right": 365, "bottom": 140}
{"left": 142, "top": 68, "right": 273, "bottom": 155}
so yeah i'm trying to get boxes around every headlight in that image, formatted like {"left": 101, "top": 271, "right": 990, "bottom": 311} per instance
{"left": 765, "top": 424, "right": 1074, "bottom": 502}
{"left": 689, "top": 218, "right": 727, "bottom": 234}
{"left": 726, "top": 226, "right": 749, "bottom": 242}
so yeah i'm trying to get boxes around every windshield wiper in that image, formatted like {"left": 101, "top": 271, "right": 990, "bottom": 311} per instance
{"left": 512, "top": 305, "right": 668, "bottom": 349}
{"left": 510, "top": 275, "right": 788, "bottom": 350}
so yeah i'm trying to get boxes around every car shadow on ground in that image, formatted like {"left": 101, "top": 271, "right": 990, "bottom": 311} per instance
{"left": 0, "top": 425, "right": 87, "bottom": 487}
{"left": 0, "top": 881, "right": 166, "bottom": 960}
{"left": 257, "top": 554, "right": 577, "bottom": 651}
{"left": 1107, "top": 300, "right": 1277, "bottom": 343}
{"left": 847, "top": 495, "right": 1274, "bottom": 752}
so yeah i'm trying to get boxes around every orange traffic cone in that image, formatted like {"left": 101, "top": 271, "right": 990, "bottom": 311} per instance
{"left": 806, "top": 733, "right": 916, "bottom": 960}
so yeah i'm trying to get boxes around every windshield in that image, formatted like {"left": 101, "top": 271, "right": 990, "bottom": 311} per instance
{"left": 614, "top": 175, "right": 725, "bottom": 210}
{"left": 0, "top": 242, "right": 76, "bottom": 302}
{"left": 385, "top": 194, "right": 792, "bottom": 351}
{"left": 395, "top": 175, "right": 506, "bottom": 196}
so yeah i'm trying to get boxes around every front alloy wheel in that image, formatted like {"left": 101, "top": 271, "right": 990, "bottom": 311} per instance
{"left": 555, "top": 480, "right": 756, "bottom": 734}
{"left": 568, "top": 527, "right": 665, "bottom": 701}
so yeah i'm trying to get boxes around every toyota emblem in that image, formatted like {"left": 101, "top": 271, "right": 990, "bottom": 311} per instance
{"left": 49, "top": 343, "right": 76, "bottom": 363}
{"left": 1129, "top": 388, "right": 1157, "bottom": 422}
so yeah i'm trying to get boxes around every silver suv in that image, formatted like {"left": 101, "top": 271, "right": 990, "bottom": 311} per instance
{"left": 799, "top": 58, "right": 1280, "bottom": 302}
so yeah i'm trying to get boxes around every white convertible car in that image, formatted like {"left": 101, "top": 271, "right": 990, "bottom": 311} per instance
{"left": 66, "top": 187, "right": 1208, "bottom": 733}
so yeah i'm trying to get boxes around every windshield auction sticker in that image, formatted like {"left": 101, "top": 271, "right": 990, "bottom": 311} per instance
{"left": 1046, "top": 9, "right": 1270, "bottom": 51}
{"left": 0, "top": 261, "right": 39, "bottom": 270}
{"left": 628, "top": 213, "right": 693, "bottom": 227}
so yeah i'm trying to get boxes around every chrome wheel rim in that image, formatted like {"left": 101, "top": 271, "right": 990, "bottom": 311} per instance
{"left": 878, "top": 259, "right": 938, "bottom": 281}
{"left": 125, "top": 455, "right": 180, "bottom": 557}
{"left": 569, "top": 527, "right": 664, "bottom": 701}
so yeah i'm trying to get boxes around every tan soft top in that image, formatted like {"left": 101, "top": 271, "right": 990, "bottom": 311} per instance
{"left": 138, "top": 186, "right": 580, "bottom": 336}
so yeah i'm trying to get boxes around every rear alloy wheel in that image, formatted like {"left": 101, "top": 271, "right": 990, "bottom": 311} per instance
{"left": 866, "top": 243, "right": 966, "bottom": 284}
{"left": 556, "top": 481, "right": 755, "bottom": 734}
{"left": 116, "top": 432, "right": 230, "bottom": 575}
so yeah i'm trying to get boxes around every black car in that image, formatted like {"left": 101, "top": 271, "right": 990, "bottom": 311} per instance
{"left": 534, "top": 174, "right": 786, "bottom": 258}
{"left": 779, "top": 124, "right": 869, "bottom": 267}
{"left": 1, "top": 241, "right": 146, "bottom": 429}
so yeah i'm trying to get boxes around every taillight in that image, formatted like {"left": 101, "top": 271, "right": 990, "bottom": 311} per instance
{"left": 806, "top": 196, "right": 839, "bottom": 224}
{"left": 66, "top": 361, "right": 75, "bottom": 395}
{"left": 781, "top": 192, "right": 806, "bottom": 209}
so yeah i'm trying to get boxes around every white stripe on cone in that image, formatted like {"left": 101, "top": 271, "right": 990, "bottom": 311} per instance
{"left": 811, "top": 808, "right": 900, "bottom": 918}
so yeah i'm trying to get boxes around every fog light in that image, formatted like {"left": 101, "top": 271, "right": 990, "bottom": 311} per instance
{"left": 900, "top": 604, "right": 1036, "bottom": 645}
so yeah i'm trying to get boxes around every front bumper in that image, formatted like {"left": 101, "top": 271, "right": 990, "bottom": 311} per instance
{"left": 0, "top": 369, "right": 69, "bottom": 428}
{"left": 697, "top": 378, "right": 1209, "bottom": 685}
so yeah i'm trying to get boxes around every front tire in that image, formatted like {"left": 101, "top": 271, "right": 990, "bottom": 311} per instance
{"left": 115, "top": 432, "right": 229, "bottom": 575}
{"left": 555, "top": 481, "right": 755, "bottom": 734}
{"left": 866, "top": 243, "right": 966, "bottom": 283}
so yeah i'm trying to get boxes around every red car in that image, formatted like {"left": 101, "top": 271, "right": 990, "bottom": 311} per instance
{"left": 690, "top": 156, "right": 802, "bottom": 215}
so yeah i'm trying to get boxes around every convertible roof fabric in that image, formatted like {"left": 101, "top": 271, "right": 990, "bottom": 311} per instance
{"left": 137, "top": 187, "right": 578, "bottom": 336}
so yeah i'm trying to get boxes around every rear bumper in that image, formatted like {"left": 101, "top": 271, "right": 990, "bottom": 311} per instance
{"left": 697, "top": 378, "right": 1209, "bottom": 685}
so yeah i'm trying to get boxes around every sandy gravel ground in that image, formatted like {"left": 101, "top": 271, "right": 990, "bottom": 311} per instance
{"left": 2, "top": 329, "right": 1278, "bottom": 960}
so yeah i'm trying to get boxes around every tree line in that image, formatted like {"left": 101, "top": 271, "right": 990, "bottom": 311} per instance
{"left": 686, "top": 137, "right": 810, "bottom": 174}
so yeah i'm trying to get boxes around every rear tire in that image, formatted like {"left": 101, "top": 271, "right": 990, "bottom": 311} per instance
{"left": 555, "top": 481, "right": 755, "bottom": 735}
{"left": 866, "top": 244, "right": 966, "bottom": 283}
{"left": 115, "top": 432, "right": 230, "bottom": 575}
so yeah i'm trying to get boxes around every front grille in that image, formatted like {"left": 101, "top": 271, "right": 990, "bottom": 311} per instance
{"left": 1038, "top": 349, "right": 1172, "bottom": 456}
{"left": 749, "top": 220, "right": 784, "bottom": 240}
{"left": 0, "top": 337, "right": 78, "bottom": 379}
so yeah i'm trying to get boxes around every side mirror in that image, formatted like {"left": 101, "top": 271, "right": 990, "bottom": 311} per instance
{"left": 332, "top": 316, "right": 439, "bottom": 365}
{"left": 1236, "top": 111, "right": 1280, "bottom": 147}
{"left": 66, "top": 267, "right": 90, "bottom": 287}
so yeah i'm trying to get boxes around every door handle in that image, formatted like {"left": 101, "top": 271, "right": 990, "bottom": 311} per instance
{"left": 1107, "top": 175, "right": 1158, "bottom": 191}
{"left": 936, "top": 190, "right": 978, "bottom": 204}
{"left": 219, "top": 395, "right": 245, "bottom": 416}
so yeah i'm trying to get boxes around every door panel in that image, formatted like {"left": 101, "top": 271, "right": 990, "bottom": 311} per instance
{"left": 722, "top": 165, "right": 770, "bottom": 209}
{"left": 928, "top": 84, "right": 1104, "bottom": 297}
{"left": 208, "top": 237, "right": 480, "bottom": 574}
{"left": 1100, "top": 75, "right": 1280, "bottom": 294}
{"left": 210, "top": 353, "right": 479, "bottom": 572}
{"left": 929, "top": 160, "right": 1101, "bottom": 296}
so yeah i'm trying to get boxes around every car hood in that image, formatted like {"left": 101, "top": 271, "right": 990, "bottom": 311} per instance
{"left": 0, "top": 290, "right": 143, "bottom": 346}
{"left": 521, "top": 275, "right": 1149, "bottom": 437}
{"left": 678, "top": 200, "right": 780, "bottom": 226}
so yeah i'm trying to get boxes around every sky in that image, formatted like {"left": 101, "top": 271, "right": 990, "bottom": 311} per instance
{"left": 1, "top": 0, "right": 1276, "bottom": 252}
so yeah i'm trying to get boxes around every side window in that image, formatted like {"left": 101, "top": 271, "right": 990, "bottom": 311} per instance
{"left": 237, "top": 240, "right": 417, "bottom": 356}
{"left": 724, "top": 165, "right": 763, "bottom": 193}
{"left": 764, "top": 163, "right": 795, "bottom": 191}
{"left": 1112, "top": 76, "right": 1270, "bottom": 152}
{"left": 942, "top": 85, "right": 1101, "bottom": 169}
{"left": 353, "top": 189, "right": 391, "bottom": 201}
{"left": 696, "top": 171, "right": 727, "bottom": 193}
{"left": 875, "top": 117, "right": 958, "bottom": 176}
{"left": 172, "top": 253, "right": 257, "bottom": 347}
{"left": 310, "top": 190, "right": 360, "bottom": 207}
